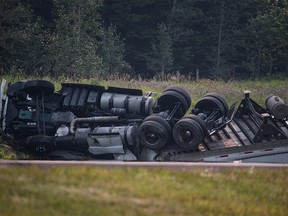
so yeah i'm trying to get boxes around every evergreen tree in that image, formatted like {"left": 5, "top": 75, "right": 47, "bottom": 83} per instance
{"left": 49, "top": 0, "right": 103, "bottom": 78}
{"left": 147, "top": 23, "right": 173, "bottom": 76}
{"left": 246, "top": 1, "right": 288, "bottom": 78}
{"left": 99, "top": 24, "right": 129, "bottom": 76}
{"left": 0, "top": 0, "right": 47, "bottom": 76}
{"left": 102, "top": 0, "right": 171, "bottom": 76}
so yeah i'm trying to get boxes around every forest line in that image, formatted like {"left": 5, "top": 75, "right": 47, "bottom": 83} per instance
{"left": 1, "top": 0, "right": 288, "bottom": 80}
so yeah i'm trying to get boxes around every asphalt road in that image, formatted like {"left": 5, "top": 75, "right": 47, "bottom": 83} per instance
{"left": 1, "top": 160, "right": 288, "bottom": 170}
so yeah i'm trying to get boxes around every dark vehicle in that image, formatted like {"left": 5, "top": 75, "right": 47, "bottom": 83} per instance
{"left": 1, "top": 79, "right": 288, "bottom": 162}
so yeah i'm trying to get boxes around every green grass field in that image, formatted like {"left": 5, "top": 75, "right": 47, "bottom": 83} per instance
{"left": 0, "top": 165, "right": 287, "bottom": 216}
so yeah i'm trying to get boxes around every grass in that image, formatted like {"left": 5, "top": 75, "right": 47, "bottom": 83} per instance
{"left": 0, "top": 144, "right": 20, "bottom": 159}
{"left": 0, "top": 165, "right": 287, "bottom": 216}
{"left": 0, "top": 136, "right": 29, "bottom": 160}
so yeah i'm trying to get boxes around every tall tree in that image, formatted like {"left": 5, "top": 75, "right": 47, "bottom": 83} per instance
{"left": 247, "top": 1, "right": 288, "bottom": 77}
{"left": 168, "top": 0, "right": 206, "bottom": 75}
{"left": 215, "top": 0, "right": 225, "bottom": 79}
{"left": 0, "top": 0, "right": 47, "bottom": 76}
{"left": 102, "top": 0, "right": 171, "bottom": 76}
{"left": 49, "top": 0, "right": 103, "bottom": 78}
{"left": 147, "top": 23, "right": 173, "bottom": 76}
{"left": 99, "top": 24, "right": 129, "bottom": 76}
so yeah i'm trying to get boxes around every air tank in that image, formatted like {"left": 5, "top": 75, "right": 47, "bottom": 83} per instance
{"left": 86, "top": 125, "right": 138, "bottom": 155}
{"left": 265, "top": 95, "right": 288, "bottom": 119}
{"left": 100, "top": 92, "right": 155, "bottom": 116}
{"left": 88, "top": 125, "right": 137, "bottom": 147}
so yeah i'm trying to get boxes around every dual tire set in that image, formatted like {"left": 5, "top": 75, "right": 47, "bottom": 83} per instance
{"left": 138, "top": 90, "right": 229, "bottom": 150}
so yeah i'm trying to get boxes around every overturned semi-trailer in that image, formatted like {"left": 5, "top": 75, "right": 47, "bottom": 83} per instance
{"left": 1, "top": 79, "right": 288, "bottom": 162}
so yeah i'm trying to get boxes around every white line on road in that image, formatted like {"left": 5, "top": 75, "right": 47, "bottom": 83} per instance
{"left": 1, "top": 160, "right": 288, "bottom": 169}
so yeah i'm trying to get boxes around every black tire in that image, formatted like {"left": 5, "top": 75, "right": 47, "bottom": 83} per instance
{"left": 143, "top": 115, "right": 172, "bottom": 134}
{"left": 26, "top": 135, "right": 55, "bottom": 155}
{"left": 173, "top": 118, "right": 203, "bottom": 149}
{"left": 157, "top": 90, "right": 189, "bottom": 118}
{"left": 124, "top": 125, "right": 139, "bottom": 146}
{"left": 164, "top": 86, "right": 192, "bottom": 108}
{"left": 195, "top": 96, "right": 226, "bottom": 116}
{"left": 6, "top": 81, "right": 26, "bottom": 97}
{"left": 24, "top": 80, "right": 55, "bottom": 96}
{"left": 138, "top": 120, "right": 170, "bottom": 150}
{"left": 204, "top": 92, "right": 228, "bottom": 116}
{"left": 183, "top": 114, "right": 208, "bottom": 136}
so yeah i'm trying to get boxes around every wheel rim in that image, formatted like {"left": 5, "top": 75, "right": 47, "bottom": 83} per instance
{"left": 142, "top": 128, "right": 160, "bottom": 146}
{"left": 26, "top": 135, "right": 55, "bottom": 155}
{"left": 179, "top": 126, "right": 195, "bottom": 143}
{"left": 173, "top": 118, "right": 203, "bottom": 149}
{"left": 183, "top": 114, "right": 207, "bottom": 137}
{"left": 138, "top": 120, "right": 169, "bottom": 150}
